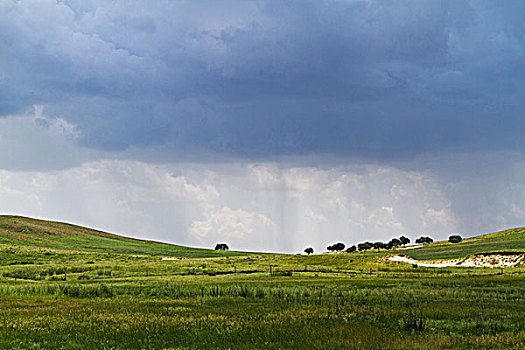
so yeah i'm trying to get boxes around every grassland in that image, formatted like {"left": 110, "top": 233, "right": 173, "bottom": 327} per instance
{"left": 0, "top": 216, "right": 243, "bottom": 258}
{"left": 402, "top": 227, "right": 525, "bottom": 260}
{"left": 0, "top": 216, "right": 524, "bottom": 349}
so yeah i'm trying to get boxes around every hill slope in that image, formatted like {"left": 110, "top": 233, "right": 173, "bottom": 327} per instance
{"left": 0, "top": 216, "right": 236, "bottom": 258}
{"left": 403, "top": 227, "right": 525, "bottom": 260}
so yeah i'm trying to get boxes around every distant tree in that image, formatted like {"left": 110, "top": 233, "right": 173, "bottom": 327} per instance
{"left": 358, "top": 242, "right": 373, "bottom": 252}
{"left": 332, "top": 242, "right": 345, "bottom": 252}
{"left": 388, "top": 238, "right": 402, "bottom": 249}
{"left": 399, "top": 236, "right": 410, "bottom": 246}
{"left": 448, "top": 235, "right": 462, "bottom": 243}
{"left": 346, "top": 245, "right": 357, "bottom": 253}
{"left": 373, "top": 242, "right": 385, "bottom": 251}
{"left": 415, "top": 236, "right": 433, "bottom": 245}
{"left": 214, "top": 243, "right": 229, "bottom": 251}
{"left": 304, "top": 247, "right": 314, "bottom": 255}
{"left": 327, "top": 243, "right": 345, "bottom": 252}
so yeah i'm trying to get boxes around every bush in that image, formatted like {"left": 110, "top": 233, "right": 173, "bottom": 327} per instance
{"left": 271, "top": 271, "right": 292, "bottom": 277}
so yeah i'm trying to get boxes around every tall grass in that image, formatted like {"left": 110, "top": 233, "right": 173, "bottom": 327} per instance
{"left": 0, "top": 275, "right": 523, "bottom": 349}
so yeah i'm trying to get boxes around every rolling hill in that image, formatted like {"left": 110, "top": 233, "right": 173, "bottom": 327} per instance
{"left": 0, "top": 215, "right": 237, "bottom": 258}
{"left": 1, "top": 215, "right": 524, "bottom": 263}
{"left": 402, "top": 227, "right": 525, "bottom": 260}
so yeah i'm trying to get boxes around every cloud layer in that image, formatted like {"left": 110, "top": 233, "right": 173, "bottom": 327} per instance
{"left": 1, "top": 0, "right": 524, "bottom": 159}
{"left": 2, "top": 156, "right": 524, "bottom": 253}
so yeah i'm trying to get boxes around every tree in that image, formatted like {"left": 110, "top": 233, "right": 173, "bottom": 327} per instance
{"left": 358, "top": 242, "right": 373, "bottom": 251}
{"left": 373, "top": 242, "right": 385, "bottom": 251}
{"left": 304, "top": 247, "right": 314, "bottom": 255}
{"left": 415, "top": 236, "right": 433, "bottom": 245}
{"left": 388, "top": 238, "right": 401, "bottom": 249}
{"left": 346, "top": 245, "right": 357, "bottom": 253}
{"left": 214, "top": 243, "right": 229, "bottom": 251}
{"left": 332, "top": 242, "right": 345, "bottom": 252}
{"left": 327, "top": 243, "right": 345, "bottom": 252}
{"left": 448, "top": 235, "right": 462, "bottom": 243}
{"left": 399, "top": 236, "right": 410, "bottom": 246}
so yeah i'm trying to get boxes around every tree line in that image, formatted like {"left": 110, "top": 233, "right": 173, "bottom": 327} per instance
{"left": 304, "top": 234, "right": 448, "bottom": 255}
{"left": 214, "top": 234, "right": 461, "bottom": 254}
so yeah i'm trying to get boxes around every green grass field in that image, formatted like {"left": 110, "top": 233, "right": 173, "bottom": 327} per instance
{"left": 0, "top": 216, "right": 242, "bottom": 258}
{"left": 402, "top": 227, "right": 525, "bottom": 260}
{"left": 0, "top": 216, "right": 524, "bottom": 349}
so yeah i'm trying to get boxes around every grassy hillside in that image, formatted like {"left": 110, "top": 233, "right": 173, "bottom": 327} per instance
{"left": 404, "top": 227, "right": 525, "bottom": 260}
{"left": 0, "top": 217, "right": 524, "bottom": 348}
{"left": 0, "top": 215, "right": 239, "bottom": 258}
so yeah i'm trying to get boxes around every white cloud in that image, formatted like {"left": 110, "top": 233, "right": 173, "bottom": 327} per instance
{"left": 188, "top": 206, "right": 277, "bottom": 251}
{"left": 0, "top": 159, "right": 463, "bottom": 252}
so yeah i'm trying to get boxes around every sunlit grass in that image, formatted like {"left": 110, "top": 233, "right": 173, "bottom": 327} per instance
{"left": 0, "top": 216, "right": 524, "bottom": 348}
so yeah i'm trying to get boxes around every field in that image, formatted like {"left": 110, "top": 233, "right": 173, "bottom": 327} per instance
{"left": 0, "top": 216, "right": 524, "bottom": 349}
{"left": 402, "top": 227, "right": 525, "bottom": 260}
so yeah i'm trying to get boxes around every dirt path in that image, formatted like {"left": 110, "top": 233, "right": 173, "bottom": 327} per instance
{"left": 387, "top": 252, "right": 525, "bottom": 268}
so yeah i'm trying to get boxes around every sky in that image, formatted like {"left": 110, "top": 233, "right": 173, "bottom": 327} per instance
{"left": 1, "top": 0, "right": 525, "bottom": 253}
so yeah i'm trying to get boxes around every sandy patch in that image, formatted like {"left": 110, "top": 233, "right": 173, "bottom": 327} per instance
{"left": 387, "top": 252, "right": 525, "bottom": 268}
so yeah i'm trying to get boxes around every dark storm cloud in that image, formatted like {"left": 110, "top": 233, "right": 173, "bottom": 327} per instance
{"left": 1, "top": 0, "right": 524, "bottom": 158}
